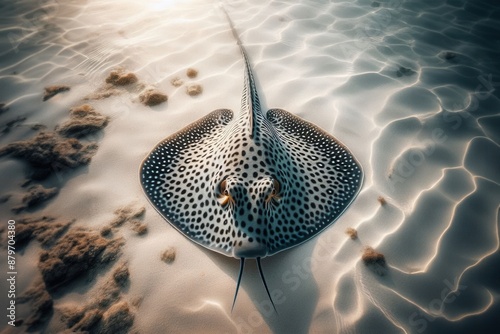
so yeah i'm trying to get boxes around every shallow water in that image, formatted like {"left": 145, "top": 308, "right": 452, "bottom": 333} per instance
{"left": 0, "top": 0, "right": 499, "bottom": 333}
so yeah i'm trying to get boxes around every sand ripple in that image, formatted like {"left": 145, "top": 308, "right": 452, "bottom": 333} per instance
{"left": 1, "top": 0, "right": 499, "bottom": 333}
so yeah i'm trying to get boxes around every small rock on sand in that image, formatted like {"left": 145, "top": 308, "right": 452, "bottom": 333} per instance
{"left": 105, "top": 70, "right": 138, "bottom": 86}
{"left": 377, "top": 196, "right": 387, "bottom": 206}
{"left": 186, "top": 68, "right": 198, "bottom": 78}
{"left": 345, "top": 227, "right": 358, "bottom": 240}
{"left": 161, "top": 247, "right": 176, "bottom": 264}
{"left": 362, "top": 247, "right": 386, "bottom": 266}
{"left": 362, "top": 247, "right": 387, "bottom": 276}
{"left": 186, "top": 84, "right": 203, "bottom": 96}
{"left": 170, "top": 77, "right": 183, "bottom": 87}
{"left": 139, "top": 88, "right": 168, "bottom": 106}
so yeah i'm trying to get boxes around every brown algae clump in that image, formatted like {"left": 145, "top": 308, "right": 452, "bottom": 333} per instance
{"left": 362, "top": 247, "right": 386, "bottom": 266}
{"left": 100, "top": 226, "right": 112, "bottom": 237}
{"left": 14, "top": 209, "right": 139, "bottom": 332}
{"left": 107, "top": 203, "right": 148, "bottom": 235}
{"left": 186, "top": 68, "right": 198, "bottom": 78}
{"left": 112, "top": 262, "right": 130, "bottom": 287}
{"left": 132, "top": 223, "right": 148, "bottom": 235}
{"left": 110, "top": 204, "right": 145, "bottom": 228}
{"left": 139, "top": 89, "right": 168, "bottom": 106}
{"left": 43, "top": 85, "right": 70, "bottom": 101}
{"left": 38, "top": 230, "right": 124, "bottom": 290}
{"left": 345, "top": 227, "right": 358, "bottom": 240}
{"left": 170, "top": 77, "right": 184, "bottom": 87}
{"left": 186, "top": 84, "right": 203, "bottom": 96}
{"left": 56, "top": 104, "right": 109, "bottom": 138}
{"left": 59, "top": 266, "right": 135, "bottom": 333}
{"left": 0, "top": 132, "right": 98, "bottom": 180}
{"left": 100, "top": 301, "right": 135, "bottom": 333}
{"left": 105, "top": 70, "right": 138, "bottom": 86}
{"left": 161, "top": 247, "right": 176, "bottom": 264}
{"left": 12, "top": 185, "right": 59, "bottom": 213}
{"left": 15, "top": 216, "right": 72, "bottom": 247}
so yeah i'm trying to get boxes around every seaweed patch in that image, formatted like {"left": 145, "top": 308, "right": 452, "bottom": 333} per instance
{"left": 38, "top": 229, "right": 124, "bottom": 290}
{"left": 0, "top": 131, "right": 99, "bottom": 180}
{"left": 12, "top": 185, "right": 59, "bottom": 213}
{"left": 43, "top": 85, "right": 70, "bottom": 101}
{"left": 56, "top": 104, "right": 109, "bottom": 138}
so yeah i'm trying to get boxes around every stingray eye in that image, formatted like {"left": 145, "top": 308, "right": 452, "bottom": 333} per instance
{"left": 217, "top": 179, "right": 234, "bottom": 208}
{"left": 220, "top": 179, "right": 228, "bottom": 195}
{"left": 266, "top": 178, "right": 282, "bottom": 206}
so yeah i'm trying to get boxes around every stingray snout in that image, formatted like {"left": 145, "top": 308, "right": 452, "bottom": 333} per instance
{"left": 232, "top": 240, "right": 267, "bottom": 258}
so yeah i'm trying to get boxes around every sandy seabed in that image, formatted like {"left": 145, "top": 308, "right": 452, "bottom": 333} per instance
{"left": 0, "top": 0, "right": 499, "bottom": 333}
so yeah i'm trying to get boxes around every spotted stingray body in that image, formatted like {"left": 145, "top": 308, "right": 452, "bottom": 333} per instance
{"left": 140, "top": 8, "right": 363, "bottom": 311}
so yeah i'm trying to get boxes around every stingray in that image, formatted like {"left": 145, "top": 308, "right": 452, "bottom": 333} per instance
{"left": 140, "top": 8, "right": 363, "bottom": 312}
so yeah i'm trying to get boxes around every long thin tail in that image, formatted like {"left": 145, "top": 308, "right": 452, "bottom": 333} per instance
{"left": 220, "top": 5, "right": 243, "bottom": 48}
{"left": 220, "top": 5, "right": 261, "bottom": 138}
{"left": 257, "top": 257, "right": 278, "bottom": 314}
{"left": 231, "top": 258, "right": 245, "bottom": 312}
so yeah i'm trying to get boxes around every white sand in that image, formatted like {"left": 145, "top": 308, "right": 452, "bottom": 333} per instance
{"left": 1, "top": 0, "right": 499, "bottom": 333}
